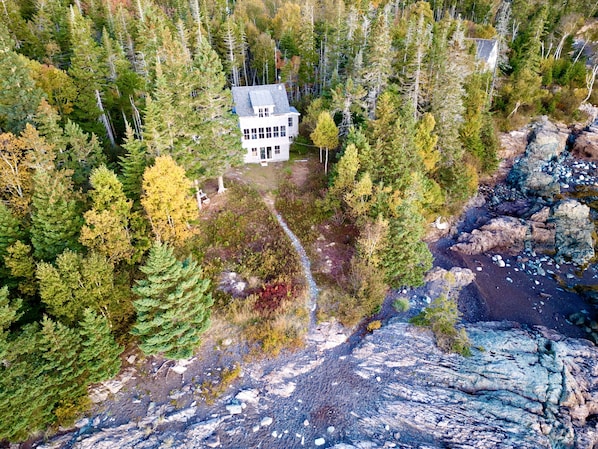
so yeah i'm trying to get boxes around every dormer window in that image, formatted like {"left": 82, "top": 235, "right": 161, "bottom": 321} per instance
{"left": 258, "top": 107, "right": 271, "bottom": 117}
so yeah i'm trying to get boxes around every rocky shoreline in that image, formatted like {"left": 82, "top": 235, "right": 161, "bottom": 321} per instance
{"left": 32, "top": 117, "right": 598, "bottom": 449}
{"left": 430, "top": 117, "right": 598, "bottom": 342}
{"left": 36, "top": 319, "right": 598, "bottom": 449}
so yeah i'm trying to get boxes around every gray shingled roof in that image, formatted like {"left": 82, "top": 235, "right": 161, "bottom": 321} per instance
{"left": 231, "top": 84, "right": 291, "bottom": 116}
{"left": 474, "top": 39, "right": 497, "bottom": 63}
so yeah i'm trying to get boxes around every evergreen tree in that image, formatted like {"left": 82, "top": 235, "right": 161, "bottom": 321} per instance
{"left": 4, "top": 241, "right": 37, "bottom": 298}
{"left": 67, "top": 5, "right": 110, "bottom": 138}
{"left": 330, "top": 78, "right": 366, "bottom": 136}
{"left": 380, "top": 183, "right": 433, "bottom": 287}
{"left": 0, "top": 43, "right": 44, "bottom": 134}
{"left": 131, "top": 242, "right": 214, "bottom": 359}
{"left": 30, "top": 170, "right": 83, "bottom": 261}
{"left": 0, "top": 203, "right": 23, "bottom": 259}
{"left": 143, "top": 28, "right": 242, "bottom": 191}
{"left": 0, "top": 286, "right": 21, "bottom": 359}
{"left": 361, "top": 7, "right": 393, "bottom": 118}
{"left": 119, "top": 123, "right": 149, "bottom": 203}
{"left": 79, "top": 309, "right": 123, "bottom": 383}
{"left": 0, "top": 323, "right": 51, "bottom": 441}
{"left": 37, "top": 250, "right": 117, "bottom": 326}
{"left": 59, "top": 120, "right": 107, "bottom": 188}
{"left": 38, "top": 316, "right": 87, "bottom": 425}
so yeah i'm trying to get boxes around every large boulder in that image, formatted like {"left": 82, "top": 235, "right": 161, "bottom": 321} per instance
{"left": 571, "top": 126, "right": 598, "bottom": 160}
{"left": 451, "top": 216, "right": 529, "bottom": 255}
{"left": 508, "top": 117, "right": 568, "bottom": 197}
{"left": 551, "top": 199, "right": 595, "bottom": 265}
{"left": 351, "top": 321, "right": 598, "bottom": 449}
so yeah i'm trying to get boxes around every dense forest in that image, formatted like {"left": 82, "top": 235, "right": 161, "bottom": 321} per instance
{"left": 0, "top": 0, "right": 597, "bottom": 442}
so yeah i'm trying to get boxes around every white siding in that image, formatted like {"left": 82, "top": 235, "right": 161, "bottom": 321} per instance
{"left": 239, "top": 113, "right": 298, "bottom": 163}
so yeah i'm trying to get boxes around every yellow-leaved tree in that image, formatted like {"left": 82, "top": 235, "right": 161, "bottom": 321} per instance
{"left": 141, "top": 155, "right": 196, "bottom": 246}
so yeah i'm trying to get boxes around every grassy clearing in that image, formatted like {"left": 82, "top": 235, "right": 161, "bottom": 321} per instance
{"left": 192, "top": 181, "right": 309, "bottom": 357}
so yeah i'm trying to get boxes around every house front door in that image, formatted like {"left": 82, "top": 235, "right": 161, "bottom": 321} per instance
{"left": 260, "top": 147, "right": 273, "bottom": 160}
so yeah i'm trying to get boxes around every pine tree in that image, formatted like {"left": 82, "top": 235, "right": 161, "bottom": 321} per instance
{"left": 0, "top": 203, "right": 23, "bottom": 259}
{"left": 361, "top": 7, "right": 393, "bottom": 118}
{"left": 30, "top": 170, "right": 83, "bottom": 261}
{"left": 0, "top": 323, "right": 52, "bottom": 441}
{"left": 0, "top": 286, "right": 21, "bottom": 359}
{"left": 131, "top": 242, "right": 214, "bottom": 359}
{"left": 59, "top": 120, "right": 107, "bottom": 188}
{"left": 37, "top": 250, "right": 117, "bottom": 326}
{"left": 0, "top": 45, "right": 43, "bottom": 133}
{"left": 38, "top": 316, "right": 87, "bottom": 425}
{"left": 4, "top": 241, "right": 37, "bottom": 298}
{"left": 119, "top": 123, "right": 149, "bottom": 203}
{"left": 79, "top": 309, "right": 123, "bottom": 383}
{"left": 380, "top": 183, "right": 433, "bottom": 288}
{"left": 67, "top": 5, "right": 110, "bottom": 138}
{"left": 141, "top": 155, "right": 196, "bottom": 246}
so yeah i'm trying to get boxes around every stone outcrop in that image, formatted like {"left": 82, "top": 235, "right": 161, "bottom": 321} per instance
{"left": 348, "top": 321, "right": 598, "bottom": 449}
{"left": 451, "top": 215, "right": 556, "bottom": 255}
{"left": 507, "top": 117, "right": 568, "bottom": 197}
{"left": 551, "top": 199, "right": 595, "bottom": 265}
{"left": 452, "top": 216, "right": 530, "bottom": 254}
{"left": 37, "top": 321, "right": 598, "bottom": 449}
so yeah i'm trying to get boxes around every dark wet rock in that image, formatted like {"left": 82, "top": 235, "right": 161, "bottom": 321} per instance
{"left": 507, "top": 117, "right": 568, "bottom": 198}
{"left": 551, "top": 199, "right": 595, "bottom": 265}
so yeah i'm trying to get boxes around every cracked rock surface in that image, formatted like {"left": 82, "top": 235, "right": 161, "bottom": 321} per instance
{"left": 38, "top": 321, "right": 598, "bottom": 449}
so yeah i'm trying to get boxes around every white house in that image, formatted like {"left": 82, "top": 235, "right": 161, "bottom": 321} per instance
{"left": 231, "top": 84, "right": 300, "bottom": 163}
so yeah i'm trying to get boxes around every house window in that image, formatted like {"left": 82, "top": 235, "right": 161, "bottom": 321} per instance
{"left": 280, "top": 125, "right": 286, "bottom": 137}
{"left": 251, "top": 148, "right": 257, "bottom": 156}
{"left": 273, "top": 126, "right": 279, "bottom": 137}
{"left": 264, "top": 107, "right": 270, "bottom": 117}
{"left": 258, "top": 128, "right": 265, "bottom": 139}
{"left": 266, "top": 127, "right": 272, "bottom": 138}
{"left": 251, "top": 128, "right": 257, "bottom": 139}
{"left": 258, "top": 108, "right": 264, "bottom": 117}
{"left": 288, "top": 117, "right": 293, "bottom": 128}
{"left": 274, "top": 145, "right": 280, "bottom": 155}
{"left": 243, "top": 129, "right": 250, "bottom": 140}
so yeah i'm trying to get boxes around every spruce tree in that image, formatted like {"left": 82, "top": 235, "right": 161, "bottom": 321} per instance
{"left": 30, "top": 170, "right": 83, "bottom": 261}
{"left": 79, "top": 309, "right": 123, "bottom": 383}
{"left": 0, "top": 45, "right": 43, "bottom": 133}
{"left": 380, "top": 183, "right": 433, "bottom": 288}
{"left": 4, "top": 241, "right": 38, "bottom": 298}
{"left": 0, "top": 203, "right": 23, "bottom": 259}
{"left": 131, "top": 242, "right": 213, "bottom": 359}
{"left": 119, "top": 123, "right": 149, "bottom": 203}
{"left": 0, "top": 286, "right": 21, "bottom": 359}
{"left": 37, "top": 250, "right": 117, "bottom": 326}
